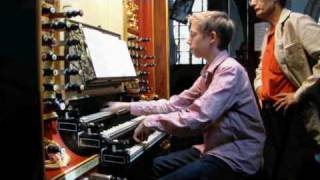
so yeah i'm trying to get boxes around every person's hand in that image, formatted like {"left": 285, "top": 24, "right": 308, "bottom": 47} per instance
{"left": 274, "top": 92, "right": 297, "bottom": 112}
{"left": 133, "top": 121, "right": 153, "bottom": 143}
{"left": 256, "top": 87, "right": 263, "bottom": 107}
{"left": 100, "top": 102, "right": 130, "bottom": 114}
{"left": 256, "top": 87, "right": 262, "bottom": 98}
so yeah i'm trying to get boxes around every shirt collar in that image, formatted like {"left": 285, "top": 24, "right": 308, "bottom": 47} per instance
{"left": 265, "top": 8, "right": 290, "bottom": 36}
{"left": 201, "top": 50, "right": 229, "bottom": 76}
{"left": 278, "top": 8, "right": 291, "bottom": 25}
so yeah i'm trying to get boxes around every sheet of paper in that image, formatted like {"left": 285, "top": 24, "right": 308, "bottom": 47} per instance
{"left": 83, "top": 27, "right": 136, "bottom": 78}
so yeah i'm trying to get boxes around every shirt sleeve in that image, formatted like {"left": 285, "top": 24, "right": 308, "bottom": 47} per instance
{"left": 295, "top": 15, "right": 320, "bottom": 100}
{"left": 143, "top": 64, "right": 242, "bottom": 136}
{"left": 130, "top": 76, "right": 203, "bottom": 116}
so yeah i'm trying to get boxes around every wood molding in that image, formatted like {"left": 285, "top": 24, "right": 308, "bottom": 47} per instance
{"left": 153, "top": 0, "right": 169, "bottom": 98}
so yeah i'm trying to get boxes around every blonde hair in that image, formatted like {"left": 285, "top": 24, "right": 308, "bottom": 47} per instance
{"left": 188, "top": 11, "right": 234, "bottom": 50}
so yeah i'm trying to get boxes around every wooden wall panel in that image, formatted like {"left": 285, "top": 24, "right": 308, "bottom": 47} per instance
{"left": 153, "top": 0, "right": 169, "bottom": 98}
{"left": 137, "top": 0, "right": 156, "bottom": 98}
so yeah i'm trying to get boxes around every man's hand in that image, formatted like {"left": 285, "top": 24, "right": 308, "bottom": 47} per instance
{"left": 133, "top": 121, "right": 153, "bottom": 143}
{"left": 274, "top": 92, "right": 297, "bottom": 112}
{"left": 100, "top": 102, "right": 130, "bottom": 114}
{"left": 256, "top": 87, "right": 263, "bottom": 107}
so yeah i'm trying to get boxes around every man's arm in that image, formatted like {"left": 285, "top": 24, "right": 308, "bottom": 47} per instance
{"left": 141, "top": 64, "right": 242, "bottom": 136}
{"left": 295, "top": 15, "right": 320, "bottom": 100}
{"left": 130, "top": 76, "right": 204, "bottom": 115}
{"left": 102, "top": 76, "right": 204, "bottom": 115}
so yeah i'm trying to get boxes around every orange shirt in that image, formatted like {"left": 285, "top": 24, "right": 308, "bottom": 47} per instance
{"left": 260, "top": 27, "right": 297, "bottom": 102}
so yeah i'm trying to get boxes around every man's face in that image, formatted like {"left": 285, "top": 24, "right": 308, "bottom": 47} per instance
{"left": 249, "top": 0, "right": 277, "bottom": 20}
{"left": 187, "top": 21, "right": 211, "bottom": 58}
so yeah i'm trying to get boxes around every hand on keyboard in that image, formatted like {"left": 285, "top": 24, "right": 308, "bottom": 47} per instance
{"left": 133, "top": 121, "right": 153, "bottom": 143}
{"left": 101, "top": 102, "right": 130, "bottom": 114}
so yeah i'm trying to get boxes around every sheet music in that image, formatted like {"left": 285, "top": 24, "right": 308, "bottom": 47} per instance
{"left": 83, "top": 27, "right": 136, "bottom": 78}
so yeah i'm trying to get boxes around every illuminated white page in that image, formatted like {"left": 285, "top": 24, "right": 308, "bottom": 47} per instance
{"left": 83, "top": 27, "right": 136, "bottom": 78}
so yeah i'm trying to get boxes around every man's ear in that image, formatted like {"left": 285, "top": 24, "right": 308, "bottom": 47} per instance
{"left": 209, "top": 31, "right": 217, "bottom": 44}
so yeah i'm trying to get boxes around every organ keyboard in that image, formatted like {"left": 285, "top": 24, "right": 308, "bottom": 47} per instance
{"left": 53, "top": 21, "right": 166, "bottom": 175}
{"left": 70, "top": 113, "right": 166, "bottom": 166}
{"left": 80, "top": 111, "right": 113, "bottom": 123}
{"left": 128, "top": 131, "right": 165, "bottom": 161}
{"left": 101, "top": 116, "right": 145, "bottom": 139}
{"left": 77, "top": 115, "right": 145, "bottom": 149}
{"left": 101, "top": 131, "right": 165, "bottom": 166}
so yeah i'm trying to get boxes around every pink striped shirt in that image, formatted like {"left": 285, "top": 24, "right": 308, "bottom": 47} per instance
{"left": 130, "top": 51, "right": 265, "bottom": 175}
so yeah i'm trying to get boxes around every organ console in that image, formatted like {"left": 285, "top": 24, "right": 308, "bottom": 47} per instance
{"left": 136, "top": 71, "right": 150, "bottom": 76}
{"left": 127, "top": 36, "right": 151, "bottom": 42}
{"left": 42, "top": 51, "right": 84, "bottom": 61}
{"left": 138, "top": 79, "right": 149, "bottom": 85}
{"left": 42, "top": 83, "right": 84, "bottom": 92}
{"left": 64, "top": 83, "right": 85, "bottom": 92}
{"left": 65, "top": 38, "right": 82, "bottom": 46}
{"left": 42, "top": 34, "right": 57, "bottom": 46}
{"left": 142, "top": 55, "right": 156, "bottom": 59}
{"left": 140, "top": 86, "right": 152, "bottom": 93}
{"left": 39, "top": 0, "right": 168, "bottom": 179}
{"left": 42, "top": 21, "right": 80, "bottom": 31}
{"left": 52, "top": 21, "right": 167, "bottom": 172}
{"left": 43, "top": 68, "right": 82, "bottom": 76}
{"left": 64, "top": 68, "right": 82, "bottom": 76}
{"left": 43, "top": 83, "right": 59, "bottom": 91}
{"left": 101, "top": 131, "right": 165, "bottom": 166}
{"left": 49, "top": 10, "right": 83, "bottom": 18}
{"left": 41, "top": 2, "right": 56, "bottom": 15}
{"left": 43, "top": 68, "right": 59, "bottom": 76}
{"left": 64, "top": 53, "right": 84, "bottom": 61}
{"left": 42, "top": 51, "right": 57, "bottom": 61}
{"left": 128, "top": 44, "right": 145, "bottom": 51}
{"left": 43, "top": 97, "right": 66, "bottom": 112}
{"left": 58, "top": 96, "right": 166, "bottom": 166}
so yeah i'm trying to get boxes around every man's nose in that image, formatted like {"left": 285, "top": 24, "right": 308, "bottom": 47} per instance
{"left": 248, "top": 0, "right": 256, "bottom": 7}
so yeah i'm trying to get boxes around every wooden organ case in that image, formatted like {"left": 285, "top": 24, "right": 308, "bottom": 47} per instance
{"left": 41, "top": 0, "right": 168, "bottom": 179}
{"left": 123, "top": 0, "right": 170, "bottom": 101}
